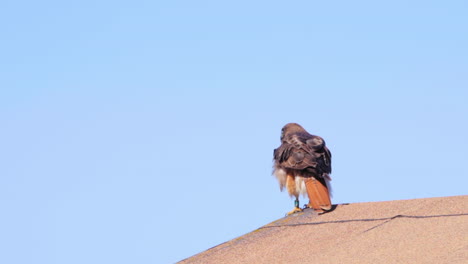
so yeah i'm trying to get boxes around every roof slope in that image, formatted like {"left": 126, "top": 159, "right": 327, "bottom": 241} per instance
{"left": 179, "top": 195, "right": 468, "bottom": 264}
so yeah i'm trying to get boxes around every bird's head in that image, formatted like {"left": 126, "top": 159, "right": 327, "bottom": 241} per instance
{"left": 280, "top": 123, "right": 307, "bottom": 141}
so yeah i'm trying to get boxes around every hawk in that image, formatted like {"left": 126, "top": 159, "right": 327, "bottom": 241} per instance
{"left": 273, "top": 123, "right": 332, "bottom": 215}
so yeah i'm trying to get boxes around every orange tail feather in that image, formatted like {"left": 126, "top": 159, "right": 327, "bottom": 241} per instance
{"left": 305, "top": 177, "right": 332, "bottom": 212}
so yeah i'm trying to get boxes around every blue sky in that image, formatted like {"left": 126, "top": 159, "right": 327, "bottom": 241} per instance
{"left": 1, "top": 1, "right": 467, "bottom": 263}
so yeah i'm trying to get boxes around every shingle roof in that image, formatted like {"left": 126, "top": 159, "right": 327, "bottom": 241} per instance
{"left": 179, "top": 195, "right": 468, "bottom": 264}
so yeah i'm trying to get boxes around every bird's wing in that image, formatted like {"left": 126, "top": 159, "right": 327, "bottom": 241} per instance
{"left": 274, "top": 134, "right": 317, "bottom": 170}
{"left": 275, "top": 133, "right": 332, "bottom": 176}
{"left": 305, "top": 135, "right": 332, "bottom": 175}
{"left": 323, "top": 146, "right": 332, "bottom": 174}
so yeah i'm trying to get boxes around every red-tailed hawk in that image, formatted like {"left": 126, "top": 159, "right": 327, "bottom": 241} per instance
{"left": 273, "top": 123, "right": 332, "bottom": 215}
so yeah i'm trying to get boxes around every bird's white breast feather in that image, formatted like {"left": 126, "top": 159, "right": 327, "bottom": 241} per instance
{"left": 295, "top": 177, "right": 308, "bottom": 198}
{"left": 273, "top": 168, "right": 287, "bottom": 191}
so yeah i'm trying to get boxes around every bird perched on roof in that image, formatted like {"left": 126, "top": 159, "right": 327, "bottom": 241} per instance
{"left": 273, "top": 123, "right": 332, "bottom": 215}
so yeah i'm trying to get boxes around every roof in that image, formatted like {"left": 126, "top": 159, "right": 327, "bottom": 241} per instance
{"left": 179, "top": 195, "right": 468, "bottom": 264}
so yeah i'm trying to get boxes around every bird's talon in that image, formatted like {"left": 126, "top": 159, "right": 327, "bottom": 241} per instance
{"left": 286, "top": 207, "right": 303, "bottom": 216}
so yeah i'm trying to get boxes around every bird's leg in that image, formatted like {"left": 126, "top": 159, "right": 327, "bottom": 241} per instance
{"left": 286, "top": 198, "right": 302, "bottom": 215}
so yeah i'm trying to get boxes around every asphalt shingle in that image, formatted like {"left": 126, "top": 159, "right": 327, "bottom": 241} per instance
{"left": 179, "top": 195, "right": 468, "bottom": 264}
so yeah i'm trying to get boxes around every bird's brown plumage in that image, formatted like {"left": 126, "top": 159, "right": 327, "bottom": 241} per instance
{"left": 273, "top": 123, "right": 332, "bottom": 213}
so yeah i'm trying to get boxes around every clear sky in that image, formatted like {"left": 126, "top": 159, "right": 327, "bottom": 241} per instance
{"left": 1, "top": 1, "right": 467, "bottom": 263}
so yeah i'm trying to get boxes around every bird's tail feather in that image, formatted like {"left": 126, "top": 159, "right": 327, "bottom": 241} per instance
{"left": 305, "top": 177, "right": 332, "bottom": 211}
